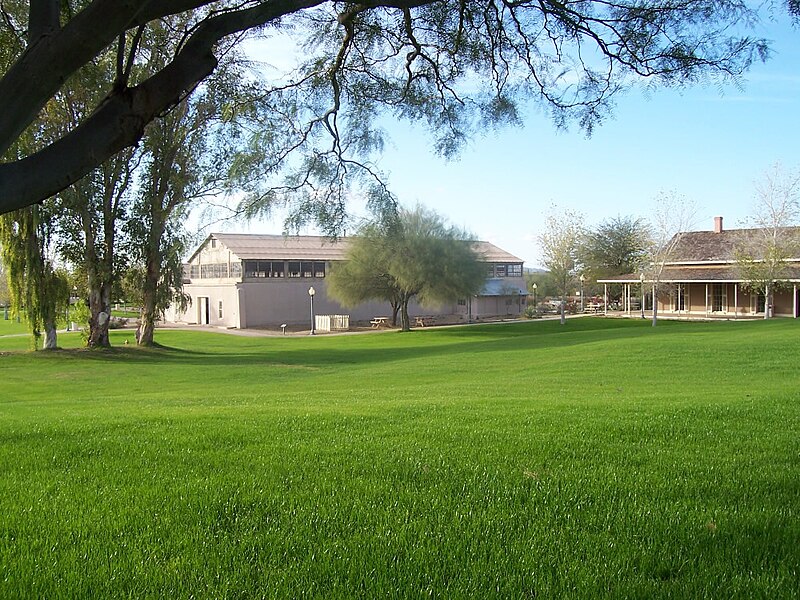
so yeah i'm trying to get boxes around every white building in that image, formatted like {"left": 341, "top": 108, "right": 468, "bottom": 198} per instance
{"left": 165, "top": 233, "right": 528, "bottom": 329}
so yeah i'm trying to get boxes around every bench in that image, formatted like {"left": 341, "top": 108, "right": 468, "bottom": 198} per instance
{"left": 415, "top": 316, "right": 436, "bottom": 327}
{"left": 370, "top": 316, "right": 389, "bottom": 328}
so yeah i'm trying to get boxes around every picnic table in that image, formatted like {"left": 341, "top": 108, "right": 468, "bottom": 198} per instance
{"left": 414, "top": 316, "right": 436, "bottom": 327}
{"left": 370, "top": 316, "right": 389, "bottom": 328}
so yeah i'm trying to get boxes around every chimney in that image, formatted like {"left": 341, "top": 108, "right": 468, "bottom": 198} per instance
{"left": 713, "top": 216, "right": 723, "bottom": 234}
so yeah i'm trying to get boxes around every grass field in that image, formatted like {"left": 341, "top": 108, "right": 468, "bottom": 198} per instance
{"left": 0, "top": 318, "right": 798, "bottom": 598}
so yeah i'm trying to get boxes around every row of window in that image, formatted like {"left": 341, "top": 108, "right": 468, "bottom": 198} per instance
{"left": 488, "top": 264, "right": 523, "bottom": 278}
{"left": 242, "top": 260, "right": 326, "bottom": 279}
{"left": 190, "top": 260, "right": 519, "bottom": 280}
{"left": 187, "top": 263, "right": 242, "bottom": 279}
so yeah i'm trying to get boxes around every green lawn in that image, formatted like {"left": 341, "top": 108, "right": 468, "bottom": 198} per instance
{"left": 0, "top": 318, "right": 798, "bottom": 598}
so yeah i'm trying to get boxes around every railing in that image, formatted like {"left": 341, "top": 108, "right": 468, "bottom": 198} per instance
{"left": 315, "top": 314, "right": 350, "bottom": 332}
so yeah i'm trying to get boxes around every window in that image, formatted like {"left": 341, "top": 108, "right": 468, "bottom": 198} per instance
{"left": 230, "top": 262, "right": 242, "bottom": 278}
{"left": 288, "top": 262, "right": 301, "bottom": 278}
{"left": 458, "top": 298, "right": 467, "bottom": 306}
{"left": 244, "top": 261, "right": 285, "bottom": 278}
{"left": 314, "top": 261, "right": 326, "bottom": 278}
{"left": 487, "top": 266, "right": 495, "bottom": 278}
{"left": 200, "top": 263, "right": 229, "bottom": 278}
{"left": 218, "top": 301, "right": 223, "bottom": 319}
{"left": 495, "top": 265, "right": 506, "bottom": 278}
{"left": 210, "top": 239, "right": 217, "bottom": 248}
{"left": 712, "top": 284, "right": 727, "bottom": 312}
{"left": 301, "top": 261, "right": 313, "bottom": 278}
{"left": 507, "top": 264, "right": 522, "bottom": 277}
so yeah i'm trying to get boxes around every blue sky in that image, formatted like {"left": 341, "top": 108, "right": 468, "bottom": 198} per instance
{"left": 236, "top": 12, "right": 800, "bottom": 268}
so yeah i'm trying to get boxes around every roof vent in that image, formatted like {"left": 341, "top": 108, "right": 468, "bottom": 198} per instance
{"left": 713, "top": 216, "right": 723, "bottom": 234}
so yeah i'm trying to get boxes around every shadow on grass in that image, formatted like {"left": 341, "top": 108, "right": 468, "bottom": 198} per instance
{"left": 8, "top": 316, "right": 777, "bottom": 371}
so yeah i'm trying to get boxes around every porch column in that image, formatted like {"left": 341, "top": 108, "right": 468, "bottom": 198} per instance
{"left": 794, "top": 285, "right": 798, "bottom": 318}
{"left": 734, "top": 284, "right": 738, "bottom": 320}
{"left": 705, "top": 283, "right": 709, "bottom": 317}
{"left": 604, "top": 284, "right": 608, "bottom": 316}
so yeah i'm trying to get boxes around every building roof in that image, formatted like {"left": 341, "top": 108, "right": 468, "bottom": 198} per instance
{"left": 210, "top": 233, "right": 350, "bottom": 261}
{"left": 666, "top": 227, "right": 800, "bottom": 264}
{"left": 192, "top": 233, "right": 524, "bottom": 264}
{"left": 597, "top": 220, "right": 800, "bottom": 284}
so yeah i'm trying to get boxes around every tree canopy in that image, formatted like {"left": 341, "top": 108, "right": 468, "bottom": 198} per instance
{"left": 327, "top": 206, "right": 485, "bottom": 330}
{"left": 0, "top": 0, "right": 774, "bottom": 227}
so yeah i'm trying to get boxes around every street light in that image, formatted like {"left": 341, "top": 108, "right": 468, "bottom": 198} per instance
{"left": 639, "top": 273, "right": 646, "bottom": 319}
{"left": 531, "top": 282, "right": 537, "bottom": 312}
{"left": 308, "top": 286, "right": 316, "bottom": 335}
{"left": 579, "top": 274, "right": 586, "bottom": 313}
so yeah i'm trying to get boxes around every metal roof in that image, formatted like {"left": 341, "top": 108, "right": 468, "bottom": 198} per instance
{"left": 481, "top": 279, "right": 528, "bottom": 296}
{"left": 190, "top": 233, "right": 524, "bottom": 264}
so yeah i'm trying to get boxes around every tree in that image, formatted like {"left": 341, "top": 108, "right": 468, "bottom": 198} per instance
{"left": 643, "top": 190, "right": 697, "bottom": 326}
{"left": 0, "top": 255, "right": 9, "bottom": 310}
{"left": 582, "top": 216, "right": 649, "bottom": 280}
{"left": 538, "top": 207, "right": 585, "bottom": 325}
{"left": 582, "top": 215, "right": 650, "bottom": 304}
{"left": 0, "top": 0, "right": 771, "bottom": 227}
{"left": 0, "top": 205, "right": 71, "bottom": 349}
{"left": 735, "top": 163, "right": 800, "bottom": 319}
{"left": 125, "top": 19, "right": 243, "bottom": 346}
{"left": 328, "top": 206, "right": 486, "bottom": 331}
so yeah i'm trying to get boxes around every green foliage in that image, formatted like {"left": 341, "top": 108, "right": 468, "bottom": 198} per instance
{"left": 328, "top": 205, "right": 486, "bottom": 330}
{"left": 0, "top": 319, "right": 798, "bottom": 597}
{"left": 0, "top": 206, "right": 70, "bottom": 349}
{"left": 582, "top": 215, "right": 650, "bottom": 282}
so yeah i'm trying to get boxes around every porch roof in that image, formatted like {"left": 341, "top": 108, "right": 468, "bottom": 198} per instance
{"left": 598, "top": 264, "right": 800, "bottom": 284}
{"left": 480, "top": 279, "right": 528, "bottom": 296}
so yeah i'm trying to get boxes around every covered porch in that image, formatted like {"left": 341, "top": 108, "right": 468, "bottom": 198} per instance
{"left": 597, "top": 270, "right": 800, "bottom": 320}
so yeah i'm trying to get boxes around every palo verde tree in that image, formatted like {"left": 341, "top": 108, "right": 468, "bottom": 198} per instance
{"left": 0, "top": 0, "right": 775, "bottom": 231}
{"left": 327, "top": 206, "right": 486, "bottom": 331}
{"left": 735, "top": 163, "right": 800, "bottom": 318}
{"left": 538, "top": 207, "right": 585, "bottom": 325}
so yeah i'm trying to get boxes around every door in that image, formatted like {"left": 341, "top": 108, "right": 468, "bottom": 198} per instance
{"left": 198, "top": 297, "right": 210, "bottom": 325}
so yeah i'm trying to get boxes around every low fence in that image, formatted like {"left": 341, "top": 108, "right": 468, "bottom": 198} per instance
{"left": 315, "top": 314, "right": 350, "bottom": 332}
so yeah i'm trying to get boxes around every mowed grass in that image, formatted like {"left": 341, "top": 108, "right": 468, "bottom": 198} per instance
{"left": 0, "top": 318, "right": 798, "bottom": 598}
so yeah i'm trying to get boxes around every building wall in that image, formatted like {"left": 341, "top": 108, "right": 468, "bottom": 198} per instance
{"left": 169, "top": 278, "right": 462, "bottom": 328}
{"left": 654, "top": 282, "right": 799, "bottom": 318}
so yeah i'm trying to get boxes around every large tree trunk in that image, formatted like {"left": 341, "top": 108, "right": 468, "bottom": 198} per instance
{"left": 400, "top": 299, "right": 411, "bottom": 332}
{"left": 560, "top": 296, "right": 566, "bottom": 325}
{"left": 391, "top": 302, "right": 400, "bottom": 327}
{"left": 87, "top": 283, "right": 111, "bottom": 347}
{"left": 136, "top": 282, "right": 157, "bottom": 346}
{"left": 42, "top": 319, "right": 57, "bottom": 350}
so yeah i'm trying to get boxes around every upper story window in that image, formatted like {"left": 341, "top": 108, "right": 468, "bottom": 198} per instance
{"left": 210, "top": 239, "right": 217, "bottom": 249}
{"left": 487, "top": 263, "right": 522, "bottom": 278}
{"left": 247, "top": 260, "right": 325, "bottom": 279}
{"left": 244, "top": 261, "right": 284, "bottom": 278}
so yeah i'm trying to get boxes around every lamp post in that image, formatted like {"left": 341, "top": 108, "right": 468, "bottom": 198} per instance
{"left": 579, "top": 274, "right": 585, "bottom": 313}
{"left": 639, "top": 273, "right": 645, "bottom": 319}
{"left": 531, "top": 282, "right": 537, "bottom": 312}
{"left": 308, "top": 286, "right": 316, "bottom": 335}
